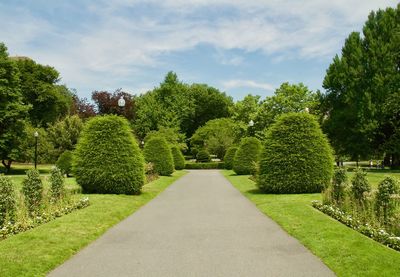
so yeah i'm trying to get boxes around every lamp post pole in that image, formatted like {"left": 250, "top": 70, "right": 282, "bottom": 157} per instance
{"left": 118, "top": 96, "right": 126, "bottom": 115}
{"left": 248, "top": 120, "right": 255, "bottom": 136}
{"left": 34, "top": 131, "right": 39, "bottom": 169}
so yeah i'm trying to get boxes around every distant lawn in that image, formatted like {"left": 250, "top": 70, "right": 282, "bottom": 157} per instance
{"left": 347, "top": 169, "right": 400, "bottom": 188}
{"left": 0, "top": 170, "right": 187, "bottom": 277}
{"left": 222, "top": 170, "right": 400, "bottom": 277}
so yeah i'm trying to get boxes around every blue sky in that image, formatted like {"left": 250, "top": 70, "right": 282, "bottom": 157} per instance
{"left": 1, "top": 0, "right": 397, "bottom": 101}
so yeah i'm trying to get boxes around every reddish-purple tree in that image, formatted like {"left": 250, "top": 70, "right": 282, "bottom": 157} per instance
{"left": 91, "top": 89, "right": 136, "bottom": 121}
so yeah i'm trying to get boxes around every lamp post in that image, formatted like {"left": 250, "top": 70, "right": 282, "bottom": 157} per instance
{"left": 118, "top": 96, "right": 126, "bottom": 115}
{"left": 34, "top": 131, "right": 39, "bottom": 169}
{"left": 248, "top": 120, "right": 255, "bottom": 136}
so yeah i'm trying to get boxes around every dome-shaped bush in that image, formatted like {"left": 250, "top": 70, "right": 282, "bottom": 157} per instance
{"left": 74, "top": 115, "right": 145, "bottom": 195}
{"left": 171, "top": 145, "right": 185, "bottom": 170}
{"left": 224, "top": 146, "right": 238, "bottom": 170}
{"left": 196, "top": 149, "right": 211, "bottom": 163}
{"left": 56, "top": 150, "right": 73, "bottom": 177}
{"left": 233, "top": 137, "right": 261, "bottom": 175}
{"left": 144, "top": 137, "right": 174, "bottom": 176}
{"left": 257, "top": 113, "right": 334, "bottom": 193}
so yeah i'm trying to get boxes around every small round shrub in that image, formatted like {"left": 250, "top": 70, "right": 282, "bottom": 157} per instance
{"left": 171, "top": 145, "right": 185, "bottom": 170}
{"left": 74, "top": 115, "right": 145, "bottom": 194}
{"left": 375, "top": 176, "right": 399, "bottom": 224}
{"left": 22, "top": 169, "right": 43, "bottom": 215}
{"left": 50, "top": 166, "right": 65, "bottom": 200}
{"left": 224, "top": 146, "right": 238, "bottom": 170}
{"left": 331, "top": 167, "right": 348, "bottom": 203}
{"left": 56, "top": 150, "right": 73, "bottom": 177}
{"left": 233, "top": 137, "right": 261, "bottom": 175}
{"left": 0, "top": 176, "right": 16, "bottom": 226}
{"left": 258, "top": 113, "right": 334, "bottom": 193}
{"left": 196, "top": 149, "right": 211, "bottom": 163}
{"left": 144, "top": 137, "right": 174, "bottom": 176}
{"left": 351, "top": 168, "right": 371, "bottom": 202}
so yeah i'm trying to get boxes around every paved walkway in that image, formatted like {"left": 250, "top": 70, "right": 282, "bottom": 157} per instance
{"left": 49, "top": 170, "right": 334, "bottom": 277}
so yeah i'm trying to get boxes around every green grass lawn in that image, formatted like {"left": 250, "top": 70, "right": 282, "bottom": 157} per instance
{"left": 222, "top": 170, "right": 400, "bottom": 277}
{"left": 0, "top": 170, "right": 187, "bottom": 277}
{"left": 347, "top": 169, "right": 400, "bottom": 188}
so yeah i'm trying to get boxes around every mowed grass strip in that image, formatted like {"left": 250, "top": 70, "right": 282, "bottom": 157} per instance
{"left": 0, "top": 170, "right": 187, "bottom": 277}
{"left": 222, "top": 170, "right": 400, "bottom": 277}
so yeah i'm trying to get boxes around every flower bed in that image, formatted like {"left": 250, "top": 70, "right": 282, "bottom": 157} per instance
{"left": 312, "top": 200, "right": 400, "bottom": 251}
{"left": 0, "top": 197, "right": 89, "bottom": 240}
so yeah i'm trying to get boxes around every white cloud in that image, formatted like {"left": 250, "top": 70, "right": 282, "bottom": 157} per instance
{"left": 222, "top": 80, "right": 275, "bottom": 91}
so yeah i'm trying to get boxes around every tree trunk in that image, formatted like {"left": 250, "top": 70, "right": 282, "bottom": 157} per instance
{"left": 1, "top": 160, "right": 12, "bottom": 173}
{"left": 383, "top": 154, "right": 391, "bottom": 167}
{"left": 391, "top": 154, "right": 400, "bottom": 169}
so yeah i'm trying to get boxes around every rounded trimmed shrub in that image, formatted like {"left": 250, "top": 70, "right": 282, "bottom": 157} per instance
{"left": 56, "top": 150, "right": 73, "bottom": 177}
{"left": 257, "top": 113, "right": 334, "bottom": 193}
{"left": 50, "top": 166, "right": 65, "bottom": 200}
{"left": 351, "top": 168, "right": 370, "bottom": 202}
{"left": 224, "top": 146, "right": 238, "bottom": 170}
{"left": 22, "top": 169, "right": 43, "bottom": 215}
{"left": 196, "top": 149, "right": 211, "bottom": 163}
{"left": 233, "top": 137, "right": 261, "bottom": 175}
{"left": 74, "top": 115, "right": 145, "bottom": 195}
{"left": 171, "top": 145, "right": 185, "bottom": 170}
{"left": 144, "top": 137, "right": 174, "bottom": 176}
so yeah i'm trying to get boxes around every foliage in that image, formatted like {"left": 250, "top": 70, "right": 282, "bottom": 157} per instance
{"left": 185, "top": 162, "right": 225, "bottom": 169}
{"left": 14, "top": 58, "right": 72, "bottom": 126}
{"left": 190, "top": 118, "right": 245, "bottom": 159}
{"left": 19, "top": 124, "right": 55, "bottom": 164}
{"left": 144, "top": 137, "right": 174, "bottom": 176}
{"left": 332, "top": 167, "right": 348, "bottom": 203}
{"left": 70, "top": 93, "right": 96, "bottom": 119}
{"left": 322, "top": 5, "right": 400, "bottom": 165}
{"left": 312, "top": 201, "right": 400, "bottom": 252}
{"left": 0, "top": 43, "right": 30, "bottom": 172}
{"left": 50, "top": 166, "right": 65, "bottom": 200}
{"left": 47, "top": 115, "right": 83, "bottom": 158}
{"left": 0, "top": 176, "right": 16, "bottom": 226}
{"left": 258, "top": 113, "right": 334, "bottom": 193}
{"left": 232, "top": 94, "right": 261, "bottom": 125}
{"left": 56, "top": 150, "right": 74, "bottom": 177}
{"left": 171, "top": 145, "right": 185, "bottom": 170}
{"left": 74, "top": 115, "right": 145, "bottom": 194}
{"left": 223, "top": 146, "right": 238, "bottom": 170}
{"left": 351, "top": 168, "right": 371, "bottom": 202}
{"left": 375, "top": 176, "right": 399, "bottom": 224}
{"left": 196, "top": 149, "right": 211, "bottom": 163}
{"left": 233, "top": 137, "right": 261, "bottom": 175}
{"left": 22, "top": 169, "right": 43, "bottom": 215}
{"left": 144, "top": 126, "right": 187, "bottom": 151}
{"left": 254, "top": 82, "right": 319, "bottom": 134}
{"left": 144, "top": 162, "right": 158, "bottom": 183}
{"left": 92, "top": 89, "right": 136, "bottom": 120}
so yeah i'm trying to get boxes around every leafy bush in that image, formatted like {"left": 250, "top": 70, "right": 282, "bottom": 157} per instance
{"left": 74, "top": 115, "right": 145, "bottom": 194}
{"left": 144, "top": 137, "right": 174, "bottom": 176}
{"left": 224, "top": 146, "right": 238, "bottom": 170}
{"left": 258, "top": 113, "right": 334, "bottom": 193}
{"left": 196, "top": 149, "right": 211, "bottom": 163}
{"left": 332, "top": 167, "right": 348, "bottom": 203}
{"left": 351, "top": 168, "right": 371, "bottom": 202}
{"left": 144, "top": 162, "right": 158, "bottom": 183}
{"left": 185, "top": 162, "right": 225, "bottom": 169}
{"left": 50, "top": 166, "right": 65, "bottom": 200}
{"left": 56, "top": 150, "right": 73, "bottom": 177}
{"left": 171, "top": 145, "right": 185, "bottom": 170}
{"left": 375, "top": 176, "right": 399, "bottom": 224}
{"left": 0, "top": 176, "right": 16, "bottom": 226}
{"left": 22, "top": 169, "right": 43, "bottom": 215}
{"left": 233, "top": 137, "right": 261, "bottom": 175}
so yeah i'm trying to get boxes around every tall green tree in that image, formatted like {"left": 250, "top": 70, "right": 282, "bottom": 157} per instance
{"left": 232, "top": 94, "right": 261, "bottom": 125}
{"left": 255, "top": 82, "right": 319, "bottom": 134}
{"left": 322, "top": 4, "right": 400, "bottom": 165}
{"left": 14, "top": 58, "right": 72, "bottom": 126}
{"left": 0, "top": 43, "right": 30, "bottom": 172}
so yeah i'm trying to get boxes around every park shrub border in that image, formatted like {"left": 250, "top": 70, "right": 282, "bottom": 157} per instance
{"left": 185, "top": 162, "right": 225, "bottom": 169}
{"left": 312, "top": 201, "right": 400, "bottom": 251}
{"left": 0, "top": 197, "right": 89, "bottom": 240}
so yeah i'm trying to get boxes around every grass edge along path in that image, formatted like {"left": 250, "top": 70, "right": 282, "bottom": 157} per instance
{"left": 222, "top": 170, "right": 400, "bottom": 277}
{"left": 0, "top": 170, "right": 187, "bottom": 277}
